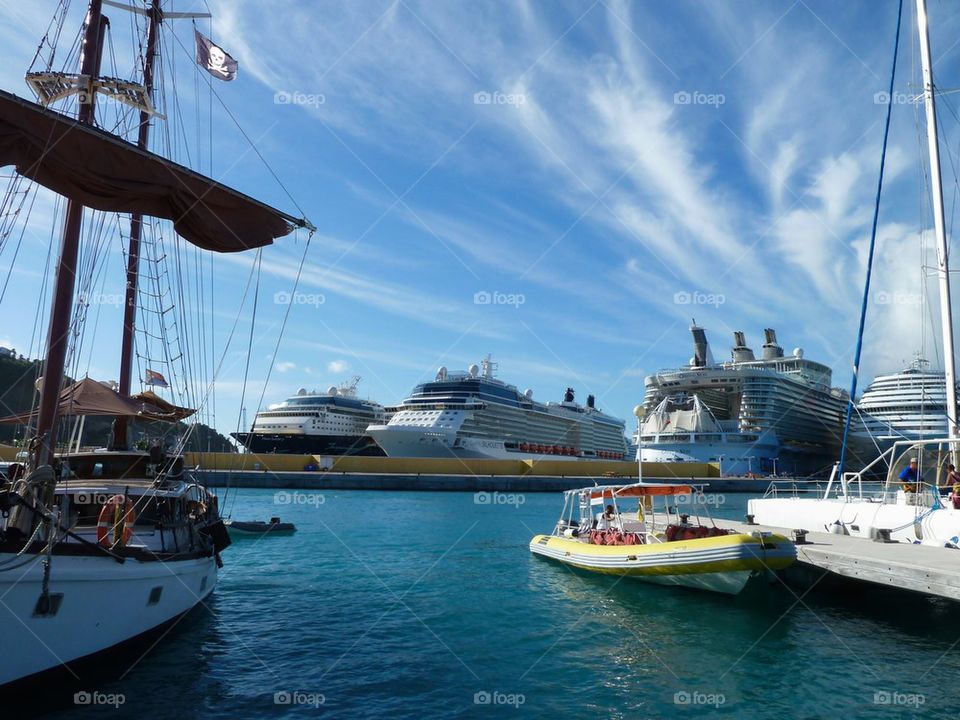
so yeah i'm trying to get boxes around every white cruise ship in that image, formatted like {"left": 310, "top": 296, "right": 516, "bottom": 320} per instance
{"left": 850, "top": 357, "right": 953, "bottom": 455}
{"left": 232, "top": 377, "right": 388, "bottom": 455}
{"left": 637, "top": 326, "right": 848, "bottom": 476}
{"left": 366, "top": 356, "right": 628, "bottom": 460}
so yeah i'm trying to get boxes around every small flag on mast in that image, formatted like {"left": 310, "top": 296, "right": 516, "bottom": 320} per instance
{"left": 145, "top": 369, "right": 169, "bottom": 388}
{"left": 195, "top": 30, "right": 238, "bottom": 81}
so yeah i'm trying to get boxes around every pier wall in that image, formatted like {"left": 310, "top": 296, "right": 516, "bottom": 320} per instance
{"left": 196, "top": 470, "right": 765, "bottom": 493}
{"left": 184, "top": 452, "right": 720, "bottom": 479}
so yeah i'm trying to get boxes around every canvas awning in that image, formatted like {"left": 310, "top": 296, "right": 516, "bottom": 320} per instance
{"left": 0, "top": 89, "right": 307, "bottom": 252}
{"left": 132, "top": 390, "right": 195, "bottom": 422}
{"left": 0, "top": 378, "right": 195, "bottom": 424}
{"left": 589, "top": 484, "right": 693, "bottom": 499}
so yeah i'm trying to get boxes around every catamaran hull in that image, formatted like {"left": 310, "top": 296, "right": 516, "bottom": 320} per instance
{"left": 749, "top": 496, "right": 960, "bottom": 546}
{"left": 0, "top": 553, "right": 217, "bottom": 688}
{"left": 529, "top": 533, "right": 795, "bottom": 595}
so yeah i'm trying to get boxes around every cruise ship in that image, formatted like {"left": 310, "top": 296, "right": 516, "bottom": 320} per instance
{"left": 365, "top": 356, "right": 628, "bottom": 460}
{"left": 232, "top": 377, "right": 387, "bottom": 455}
{"left": 849, "top": 357, "right": 953, "bottom": 456}
{"left": 636, "top": 326, "right": 848, "bottom": 476}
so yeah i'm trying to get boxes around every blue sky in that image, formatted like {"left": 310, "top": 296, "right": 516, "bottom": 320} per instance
{"left": 2, "top": 0, "right": 960, "bottom": 440}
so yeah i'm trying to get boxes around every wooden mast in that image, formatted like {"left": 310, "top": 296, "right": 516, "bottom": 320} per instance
{"left": 112, "top": 0, "right": 161, "bottom": 451}
{"left": 34, "top": 0, "right": 106, "bottom": 467}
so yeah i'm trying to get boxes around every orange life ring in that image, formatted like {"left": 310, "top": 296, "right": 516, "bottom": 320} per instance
{"left": 96, "top": 494, "right": 136, "bottom": 548}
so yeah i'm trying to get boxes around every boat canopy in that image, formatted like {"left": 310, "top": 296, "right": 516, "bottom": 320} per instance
{"left": 0, "top": 378, "right": 195, "bottom": 424}
{"left": 581, "top": 483, "right": 695, "bottom": 499}
{"left": 0, "top": 89, "right": 306, "bottom": 252}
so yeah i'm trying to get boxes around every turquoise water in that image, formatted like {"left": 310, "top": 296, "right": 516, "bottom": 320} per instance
{"left": 46, "top": 488, "right": 960, "bottom": 719}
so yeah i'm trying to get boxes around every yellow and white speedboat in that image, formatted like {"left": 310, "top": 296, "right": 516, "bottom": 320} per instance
{"left": 530, "top": 483, "right": 795, "bottom": 595}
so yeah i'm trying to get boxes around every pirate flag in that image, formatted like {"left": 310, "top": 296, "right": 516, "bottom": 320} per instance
{"left": 195, "top": 30, "right": 238, "bottom": 81}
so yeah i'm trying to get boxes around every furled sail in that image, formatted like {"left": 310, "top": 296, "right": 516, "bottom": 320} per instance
{"left": 0, "top": 89, "right": 306, "bottom": 252}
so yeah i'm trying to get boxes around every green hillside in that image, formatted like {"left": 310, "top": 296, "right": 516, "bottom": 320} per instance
{"left": 0, "top": 355, "right": 235, "bottom": 452}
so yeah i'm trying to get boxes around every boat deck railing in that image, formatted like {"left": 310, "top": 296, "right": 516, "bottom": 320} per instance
{"left": 760, "top": 480, "right": 831, "bottom": 498}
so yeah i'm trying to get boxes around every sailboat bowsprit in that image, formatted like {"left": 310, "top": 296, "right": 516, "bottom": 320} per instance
{"left": 0, "top": 0, "right": 311, "bottom": 691}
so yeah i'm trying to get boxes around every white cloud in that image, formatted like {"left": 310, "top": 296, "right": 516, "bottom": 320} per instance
{"left": 327, "top": 359, "right": 349, "bottom": 373}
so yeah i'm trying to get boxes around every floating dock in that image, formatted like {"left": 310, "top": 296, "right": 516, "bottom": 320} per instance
{"left": 714, "top": 517, "right": 960, "bottom": 601}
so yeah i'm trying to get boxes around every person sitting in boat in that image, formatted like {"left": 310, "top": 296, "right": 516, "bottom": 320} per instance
{"left": 595, "top": 504, "right": 616, "bottom": 531}
{"left": 950, "top": 483, "right": 960, "bottom": 510}
{"left": 900, "top": 457, "right": 921, "bottom": 493}
{"left": 941, "top": 464, "right": 960, "bottom": 495}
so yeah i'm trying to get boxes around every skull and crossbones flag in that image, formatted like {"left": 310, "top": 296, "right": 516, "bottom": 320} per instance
{"left": 195, "top": 30, "right": 238, "bottom": 81}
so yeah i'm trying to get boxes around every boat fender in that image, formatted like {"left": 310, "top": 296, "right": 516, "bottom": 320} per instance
{"left": 828, "top": 520, "right": 846, "bottom": 535}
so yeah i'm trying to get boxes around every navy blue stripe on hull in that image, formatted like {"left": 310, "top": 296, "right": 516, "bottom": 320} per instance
{"left": 231, "top": 433, "right": 385, "bottom": 456}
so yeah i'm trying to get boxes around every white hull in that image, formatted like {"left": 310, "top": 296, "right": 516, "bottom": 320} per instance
{"left": 529, "top": 541, "right": 756, "bottom": 594}
{"left": 639, "top": 442, "right": 778, "bottom": 475}
{"left": 367, "top": 426, "right": 592, "bottom": 461}
{"left": 749, "top": 495, "right": 960, "bottom": 546}
{"left": 0, "top": 552, "right": 216, "bottom": 687}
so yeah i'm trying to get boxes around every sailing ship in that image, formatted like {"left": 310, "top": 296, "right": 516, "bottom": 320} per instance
{"left": 750, "top": 0, "right": 960, "bottom": 547}
{"left": 0, "top": 0, "right": 310, "bottom": 690}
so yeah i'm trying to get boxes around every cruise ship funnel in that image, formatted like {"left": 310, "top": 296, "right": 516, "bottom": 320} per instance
{"left": 691, "top": 325, "right": 712, "bottom": 367}
{"left": 762, "top": 328, "right": 784, "bottom": 360}
{"left": 732, "top": 331, "right": 755, "bottom": 363}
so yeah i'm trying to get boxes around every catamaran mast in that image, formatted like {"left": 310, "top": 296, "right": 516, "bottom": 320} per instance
{"left": 916, "top": 0, "right": 958, "bottom": 443}
{"left": 33, "top": 0, "right": 106, "bottom": 466}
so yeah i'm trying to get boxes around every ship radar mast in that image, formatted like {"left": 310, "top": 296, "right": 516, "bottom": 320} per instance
{"left": 480, "top": 354, "right": 497, "bottom": 379}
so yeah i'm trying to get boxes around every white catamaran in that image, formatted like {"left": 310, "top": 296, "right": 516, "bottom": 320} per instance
{"left": 750, "top": 0, "right": 960, "bottom": 548}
